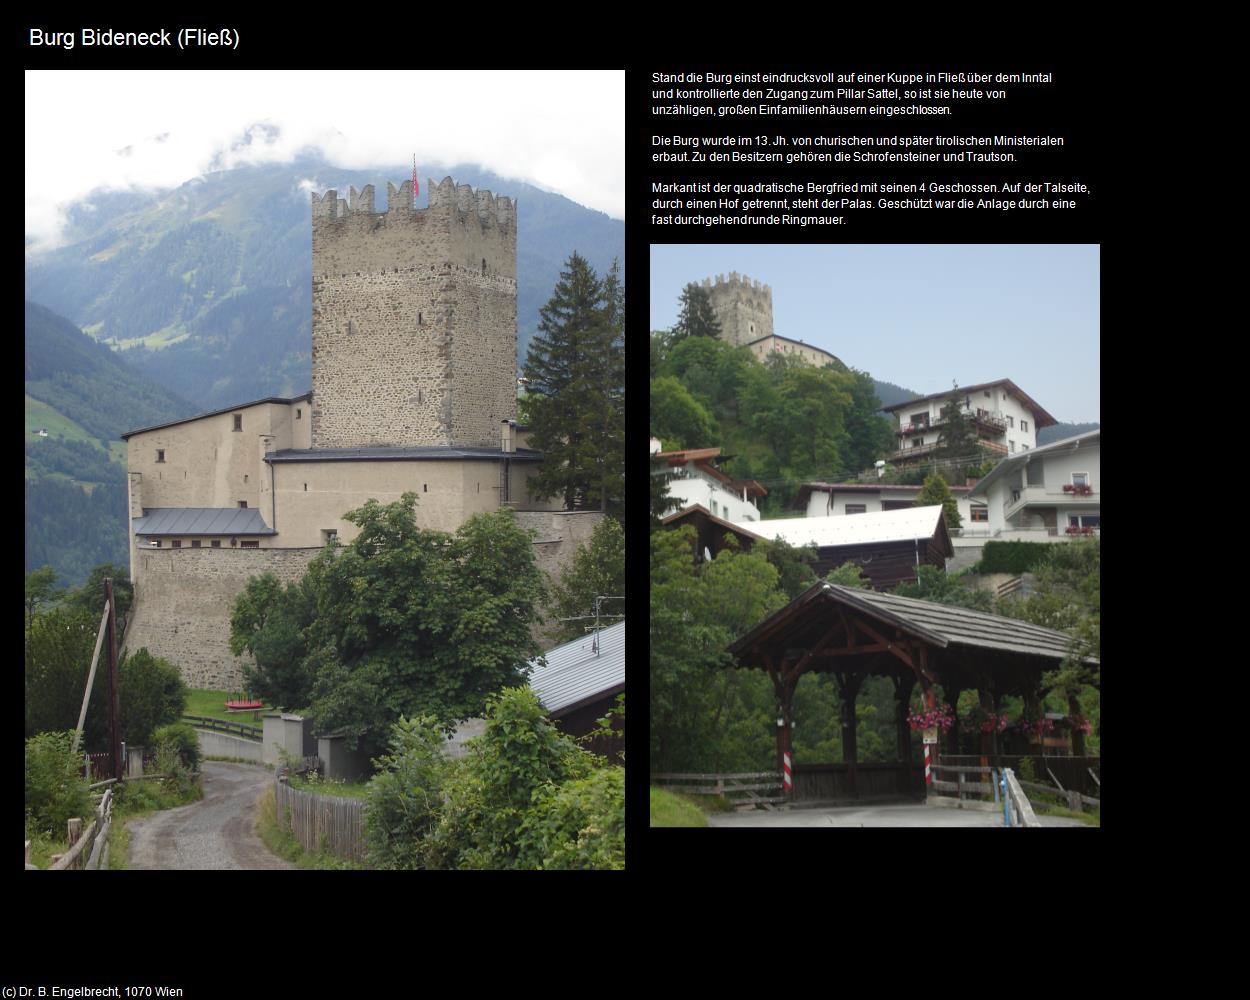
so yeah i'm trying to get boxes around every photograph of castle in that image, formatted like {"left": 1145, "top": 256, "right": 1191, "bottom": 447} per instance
{"left": 123, "top": 175, "right": 597, "bottom": 690}
{"left": 25, "top": 69, "right": 625, "bottom": 870}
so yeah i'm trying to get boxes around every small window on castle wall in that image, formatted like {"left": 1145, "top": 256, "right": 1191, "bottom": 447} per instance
{"left": 211, "top": 540, "right": 221, "bottom": 548}
{"left": 240, "top": 540, "right": 259, "bottom": 549}
{"left": 244, "top": 475, "right": 249, "bottom": 484}
{"left": 482, "top": 258, "right": 487, "bottom": 275}
{"left": 238, "top": 500, "right": 247, "bottom": 508}
{"left": 233, "top": 414, "right": 242, "bottom": 432}
{"left": 191, "top": 540, "right": 201, "bottom": 548}
{"left": 172, "top": 540, "right": 182, "bottom": 549}
{"left": 296, "top": 409, "right": 302, "bottom": 420}
{"left": 423, "top": 484, "right": 428, "bottom": 492}
{"left": 155, "top": 449, "right": 165, "bottom": 463}
{"left": 418, "top": 312, "right": 423, "bottom": 326}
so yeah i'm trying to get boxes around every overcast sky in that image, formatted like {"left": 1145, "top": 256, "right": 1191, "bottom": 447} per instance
{"left": 650, "top": 244, "right": 1100, "bottom": 424}
{"left": 25, "top": 70, "right": 624, "bottom": 251}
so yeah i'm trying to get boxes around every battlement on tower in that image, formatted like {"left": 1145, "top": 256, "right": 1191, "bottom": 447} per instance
{"left": 702, "top": 271, "right": 772, "bottom": 302}
{"left": 311, "top": 175, "right": 516, "bottom": 234}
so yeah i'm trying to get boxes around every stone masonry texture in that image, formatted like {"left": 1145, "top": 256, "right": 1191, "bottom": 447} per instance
{"left": 704, "top": 272, "right": 773, "bottom": 347}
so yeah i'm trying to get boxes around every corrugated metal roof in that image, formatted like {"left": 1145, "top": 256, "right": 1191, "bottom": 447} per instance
{"left": 734, "top": 506, "right": 946, "bottom": 548}
{"left": 132, "top": 507, "right": 277, "bottom": 536}
{"left": 528, "top": 621, "right": 625, "bottom": 716}
{"left": 266, "top": 446, "right": 543, "bottom": 463}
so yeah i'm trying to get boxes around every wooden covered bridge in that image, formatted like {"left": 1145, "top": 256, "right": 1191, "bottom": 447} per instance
{"left": 727, "top": 581, "right": 1099, "bottom": 804}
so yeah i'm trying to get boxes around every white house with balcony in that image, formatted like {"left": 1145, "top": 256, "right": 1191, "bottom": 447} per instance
{"left": 967, "top": 430, "right": 1100, "bottom": 537}
{"left": 650, "top": 442, "right": 767, "bottom": 522}
{"left": 882, "top": 379, "right": 1057, "bottom": 465}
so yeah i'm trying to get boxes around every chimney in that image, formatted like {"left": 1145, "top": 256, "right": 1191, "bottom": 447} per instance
{"left": 501, "top": 420, "right": 516, "bottom": 454}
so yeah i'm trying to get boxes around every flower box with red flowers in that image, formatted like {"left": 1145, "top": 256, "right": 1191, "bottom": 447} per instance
{"left": 1063, "top": 483, "right": 1093, "bottom": 496}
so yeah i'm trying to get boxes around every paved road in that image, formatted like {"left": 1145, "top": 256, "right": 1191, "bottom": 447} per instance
{"left": 127, "top": 761, "right": 296, "bottom": 869}
{"left": 707, "top": 803, "right": 1090, "bottom": 828}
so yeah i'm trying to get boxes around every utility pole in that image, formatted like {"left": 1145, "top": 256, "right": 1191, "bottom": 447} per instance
{"left": 105, "top": 578, "right": 122, "bottom": 780}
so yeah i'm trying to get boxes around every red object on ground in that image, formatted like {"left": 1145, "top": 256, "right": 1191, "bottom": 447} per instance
{"left": 225, "top": 700, "right": 264, "bottom": 709}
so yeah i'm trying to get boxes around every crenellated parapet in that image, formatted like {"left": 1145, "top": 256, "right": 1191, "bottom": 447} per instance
{"left": 312, "top": 175, "right": 516, "bottom": 234}
{"left": 701, "top": 271, "right": 772, "bottom": 302}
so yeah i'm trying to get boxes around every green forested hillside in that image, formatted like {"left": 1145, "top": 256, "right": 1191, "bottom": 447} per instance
{"left": 1038, "top": 421, "right": 1100, "bottom": 445}
{"left": 25, "top": 301, "right": 195, "bottom": 442}
{"left": 25, "top": 303, "right": 193, "bottom": 586}
{"left": 25, "top": 159, "right": 624, "bottom": 411}
{"left": 650, "top": 334, "right": 897, "bottom": 514}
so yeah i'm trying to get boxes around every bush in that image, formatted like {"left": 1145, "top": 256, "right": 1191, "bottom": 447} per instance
{"left": 979, "top": 540, "right": 1055, "bottom": 575}
{"left": 152, "top": 722, "right": 200, "bottom": 772}
{"left": 25, "top": 731, "right": 94, "bottom": 838}
{"left": 117, "top": 649, "right": 188, "bottom": 747}
{"left": 519, "top": 766, "right": 624, "bottom": 870}
{"left": 364, "top": 715, "right": 448, "bottom": 870}
{"left": 435, "top": 687, "right": 593, "bottom": 869}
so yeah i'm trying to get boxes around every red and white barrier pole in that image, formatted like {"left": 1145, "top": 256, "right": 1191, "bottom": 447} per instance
{"left": 783, "top": 751, "right": 792, "bottom": 794}
{"left": 924, "top": 744, "right": 932, "bottom": 787}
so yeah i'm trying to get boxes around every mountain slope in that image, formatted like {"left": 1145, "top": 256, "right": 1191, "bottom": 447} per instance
{"left": 25, "top": 300, "right": 196, "bottom": 442}
{"left": 25, "top": 159, "right": 625, "bottom": 411}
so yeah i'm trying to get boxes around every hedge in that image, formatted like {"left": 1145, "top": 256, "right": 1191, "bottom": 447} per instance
{"left": 978, "top": 540, "right": 1055, "bottom": 575}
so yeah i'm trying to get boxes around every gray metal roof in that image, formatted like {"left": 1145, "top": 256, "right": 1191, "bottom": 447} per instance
{"left": 736, "top": 505, "right": 946, "bottom": 548}
{"left": 819, "top": 583, "right": 1094, "bottom": 662}
{"left": 528, "top": 621, "right": 625, "bottom": 716}
{"left": 132, "top": 507, "right": 277, "bottom": 536}
{"left": 265, "top": 446, "right": 543, "bottom": 463}
{"left": 122, "top": 393, "right": 312, "bottom": 439}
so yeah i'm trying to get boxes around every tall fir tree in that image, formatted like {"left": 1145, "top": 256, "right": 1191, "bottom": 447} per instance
{"left": 522, "top": 254, "right": 625, "bottom": 512}
{"left": 672, "top": 282, "right": 722, "bottom": 341}
{"left": 936, "top": 387, "right": 978, "bottom": 464}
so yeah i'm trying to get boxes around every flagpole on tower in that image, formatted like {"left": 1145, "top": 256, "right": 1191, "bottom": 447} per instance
{"left": 412, "top": 155, "right": 419, "bottom": 202}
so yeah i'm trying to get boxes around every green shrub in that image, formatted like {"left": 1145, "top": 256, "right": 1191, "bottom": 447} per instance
{"left": 437, "top": 687, "right": 593, "bottom": 870}
{"left": 117, "top": 649, "right": 188, "bottom": 747}
{"left": 152, "top": 722, "right": 200, "bottom": 772}
{"left": 979, "top": 540, "right": 1055, "bottom": 575}
{"left": 24, "top": 731, "right": 93, "bottom": 838}
{"left": 364, "top": 715, "right": 447, "bottom": 870}
{"left": 519, "top": 766, "right": 624, "bottom": 870}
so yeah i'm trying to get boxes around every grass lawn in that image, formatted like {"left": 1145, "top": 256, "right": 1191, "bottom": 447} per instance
{"left": 650, "top": 786, "right": 709, "bottom": 827}
{"left": 185, "top": 688, "right": 274, "bottom": 727}
{"left": 289, "top": 774, "right": 370, "bottom": 799}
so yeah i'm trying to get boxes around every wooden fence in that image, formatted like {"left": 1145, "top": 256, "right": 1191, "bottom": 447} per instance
{"left": 651, "top": 771, "right": 785, "bottom": 807}
{"left": 183, "top": 715, "right": 263, "bottom": 741}
{"left": 38, "top": 788, "right": 115, "bottom": 870}
{"left": 939, "top": 754, "right": 1100, "bottom": 797}
{"left": 274, "top": 777, "right": 367, "bottom": 862}
{"left": 930, "top": 763, "right": 998, "bottom": 800}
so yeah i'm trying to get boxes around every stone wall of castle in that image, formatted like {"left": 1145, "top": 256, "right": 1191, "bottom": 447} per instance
{"left": 704, "top": 272, "right": 773, "bottom": 347}
{"left": 122, "top": 547, "right": 322, "bottom": 690}
{"left": 311, "top": 177, "right": 517, "bottom": 450}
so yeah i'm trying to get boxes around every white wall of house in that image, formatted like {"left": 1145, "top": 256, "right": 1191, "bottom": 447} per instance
{"left": 892, "top": 385, "right": 1043, "bottom": 455}
{"left": 804, "top": 488, "right": 977, "bottom": 528}
{"left": 981, "top": 440, "right": 1100, "bottom": 533}
{"left": 666, "top": 464, "right": 762, "bottom": 522}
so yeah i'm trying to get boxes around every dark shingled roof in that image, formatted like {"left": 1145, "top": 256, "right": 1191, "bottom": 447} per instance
{"left": 132, "top": 507, "right": 277, "bottom": 536}
{"left": 730, "top": 581, "right": 1097, "bottom": 664}
{"left": 265, "top": 447, "right": 543, "bottom": 463}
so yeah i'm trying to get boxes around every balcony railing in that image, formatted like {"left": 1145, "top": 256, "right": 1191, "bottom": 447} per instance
{"left": 1004, "top": 486, "right": 1100, "bottom": 520}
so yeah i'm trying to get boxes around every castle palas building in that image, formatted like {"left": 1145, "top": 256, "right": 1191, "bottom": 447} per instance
{"left": 122, "top": 177, "right": 600, "bottom": 689}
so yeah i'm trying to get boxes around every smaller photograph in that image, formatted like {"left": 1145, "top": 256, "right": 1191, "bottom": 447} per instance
{"left": 650, "top": 244, "right": 1099, "bottom": 829}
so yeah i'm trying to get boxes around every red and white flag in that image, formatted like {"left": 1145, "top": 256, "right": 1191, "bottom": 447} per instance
{"left": 412, "top": 155, "right": 419, "bottom": 198}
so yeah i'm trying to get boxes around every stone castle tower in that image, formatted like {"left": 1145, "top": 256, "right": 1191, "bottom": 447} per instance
{"left": 311, "top": 176, "right": 518, "bottom": 448}
{"left": 703, "top": 272, "right": 773, "bottom": 347}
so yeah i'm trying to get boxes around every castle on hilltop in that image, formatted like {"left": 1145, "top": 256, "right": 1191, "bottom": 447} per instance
{"left": 702, "top": 272, "right": 841, "bottom": 368}
{"left": 121, "top": 177, "right": 600, "bottom": 689}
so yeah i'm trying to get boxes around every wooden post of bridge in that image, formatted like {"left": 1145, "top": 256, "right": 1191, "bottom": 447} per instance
{"left": 1068, "top": 693, "right": 1086, "bottom": 758}
{"left": 105, "top": 578, "right": 122, "bottom": 781}
{"left": 893, "top": 675, "right": 915, "bottom": 796}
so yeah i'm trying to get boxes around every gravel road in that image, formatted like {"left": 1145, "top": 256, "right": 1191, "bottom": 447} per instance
{"left": 126, "top": 761, "right": 296, "bottom": 870}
